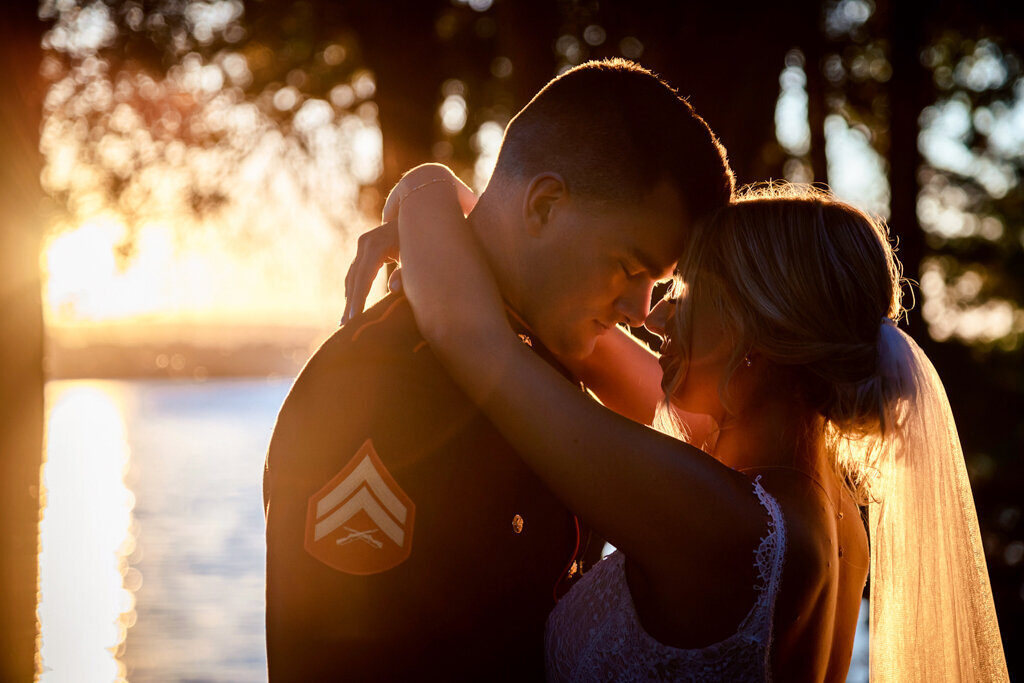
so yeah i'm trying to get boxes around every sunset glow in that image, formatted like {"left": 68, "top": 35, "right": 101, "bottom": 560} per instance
{"left": 11, "top": 2, "right": 1018, "bottom": 682}
{"left": 45, "top": 217, "right": 167, "bottom": 322}
{"left": 38, "top": 0, "right": 384, "bottom": 339}
{"left": 42, "top": 210, "right": 365, "bottom": 335}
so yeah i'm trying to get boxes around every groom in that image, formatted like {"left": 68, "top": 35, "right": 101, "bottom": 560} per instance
{"left": 264, "top": 59, "right": 733, "bottom": 681}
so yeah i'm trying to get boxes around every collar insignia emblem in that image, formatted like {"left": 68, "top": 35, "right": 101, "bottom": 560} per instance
{"left": 304, "top": 439, "right": 415, "bottom": 575}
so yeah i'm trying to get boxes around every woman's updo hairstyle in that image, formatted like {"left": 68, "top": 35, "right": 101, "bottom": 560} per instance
{"left": 666, "top": 184, "right": 908, "bottom": 491}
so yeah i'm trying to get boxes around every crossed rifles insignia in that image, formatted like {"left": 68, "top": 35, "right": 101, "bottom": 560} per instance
{"left": 304, "top": 439, "right": 416, "bottom": 575}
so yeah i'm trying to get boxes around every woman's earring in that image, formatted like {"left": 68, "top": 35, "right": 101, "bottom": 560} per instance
{"left": 743, "top": 356, "right": 753, "bottom": 367}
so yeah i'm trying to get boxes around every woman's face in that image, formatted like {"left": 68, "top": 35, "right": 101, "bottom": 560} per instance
{"left": 645, "top": 290, "right": 738, "bottom": 420}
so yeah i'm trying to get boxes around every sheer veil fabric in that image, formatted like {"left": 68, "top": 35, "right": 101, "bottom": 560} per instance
{"left": 865, "top": 321, "right": 1008, "bottom": 681}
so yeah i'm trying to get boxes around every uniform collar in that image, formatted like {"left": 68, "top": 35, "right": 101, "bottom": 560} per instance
{"left": 502, "top": 302, "right": 580, "bottom": 386}
{"left": 503, "top": 302, "right": 535, "bottom": 340}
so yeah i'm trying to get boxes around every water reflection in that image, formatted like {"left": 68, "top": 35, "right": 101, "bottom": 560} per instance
{"left": 38, "top": 378, "right": 277, "bottom": 681}
{"left": 38, "top": 381, "right": 137, "bottom": 682}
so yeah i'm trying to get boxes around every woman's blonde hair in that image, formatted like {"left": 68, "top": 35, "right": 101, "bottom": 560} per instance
{"left": 664, "top": 183, "right": 908, "bottom": 500}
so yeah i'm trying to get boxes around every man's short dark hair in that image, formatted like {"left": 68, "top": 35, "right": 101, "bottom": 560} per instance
{"left": 493, "top": 59, "right": 734, "bottom": 221}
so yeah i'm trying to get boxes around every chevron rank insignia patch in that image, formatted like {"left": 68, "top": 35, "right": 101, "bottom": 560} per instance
{"left": 304, "top": 439, "right": 415, "bottom": 575}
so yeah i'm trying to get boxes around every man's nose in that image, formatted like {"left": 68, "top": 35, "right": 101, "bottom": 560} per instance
{"left": 644, "top": 298, "right": 673, "bottom": 339}
{"left": 615, "top": 282, "right": 654, "bottom": 327}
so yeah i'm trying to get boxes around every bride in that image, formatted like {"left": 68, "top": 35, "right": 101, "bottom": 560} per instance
{"left": 344, "top": 164, "right": 1008, "bottom": 681}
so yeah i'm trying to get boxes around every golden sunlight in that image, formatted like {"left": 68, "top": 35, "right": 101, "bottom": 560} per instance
{"left": 44, "top": 217, "right": 173, "bottom": 322}
{"left": 38, "top": 382, "right": 137, "bottom": 682}
{"left": 39, "top": 208, "right": 385, "bottom": 379}
{"left": 42, "top": 210, "right": 363, "bottom": 334}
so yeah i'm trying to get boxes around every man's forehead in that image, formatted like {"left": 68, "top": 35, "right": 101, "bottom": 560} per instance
{"left": 631, "top": 184, "right": 688, "bottom": 278}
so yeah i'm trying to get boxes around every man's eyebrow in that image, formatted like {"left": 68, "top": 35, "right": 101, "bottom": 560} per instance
{"left": 633, "top": 248, "right": 674, "bottom": 279}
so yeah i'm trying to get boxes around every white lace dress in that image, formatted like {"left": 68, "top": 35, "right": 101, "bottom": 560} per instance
{"left": 544, "top": 478, "right": 786, "bottom": 682}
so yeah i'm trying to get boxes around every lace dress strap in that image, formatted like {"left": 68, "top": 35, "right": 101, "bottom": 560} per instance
{"left": 744, "top": 476, "right": 787, "bottom": 650}
{"left": 544, "top": 476, "right": 788, "bottom": 682}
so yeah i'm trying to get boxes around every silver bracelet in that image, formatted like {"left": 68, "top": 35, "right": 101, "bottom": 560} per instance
{"left": 401, "top": 177, "right": 454, "bottom": 204}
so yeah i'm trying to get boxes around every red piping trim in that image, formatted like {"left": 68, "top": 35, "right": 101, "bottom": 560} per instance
{"left": 503, "top": 303, "right": 535, "bottom": 336}
{"left": 351, "top": 296, "right": 406, "bottom": 343}
{"left": 553, "top": 515, "right": 581, "bottom": 603}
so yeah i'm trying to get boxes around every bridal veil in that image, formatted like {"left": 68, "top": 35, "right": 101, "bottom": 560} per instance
{"left": 864, "top": 321, "right": 1008, "bottom": 681}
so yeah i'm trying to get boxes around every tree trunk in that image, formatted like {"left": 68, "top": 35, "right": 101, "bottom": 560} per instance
{"left": 0, "top": 4, "right": 46, "bottom": 680}
{"left": 636, "top": 2, "right": 810, "bottom": 186}
{"left": 886, "top": 0, "right": 929, "bottom": 340}
{"left": 494, "top": 0, "right": 561, "bottom": 109}
{"left": 354, "top": 2, "right": 448, "bottom": 204}
{"left": 802, "top": 21, "right": 830, "bottom": 186}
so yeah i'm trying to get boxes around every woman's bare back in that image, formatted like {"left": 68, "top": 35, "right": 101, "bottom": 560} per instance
{"left": 754, "top": 464, "right": 869, "bottom": 682}
{"left": 610, "top": 460, "right": 867, "bottom": 681}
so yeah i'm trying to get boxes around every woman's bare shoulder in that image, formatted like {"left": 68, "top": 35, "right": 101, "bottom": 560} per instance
{"left": 746, "top": 466, "right": 838, "bottom": 584}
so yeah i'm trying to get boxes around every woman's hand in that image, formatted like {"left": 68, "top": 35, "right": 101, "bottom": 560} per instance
{"left": 342, "top": 221, "right": 400, "bottom": 325}
{"left": 341, "top": 164, "right": 477, "bottom": 325}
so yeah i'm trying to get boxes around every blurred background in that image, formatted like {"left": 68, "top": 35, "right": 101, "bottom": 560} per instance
{"left": 1, "top": 0, "right": 1022, "bottom": 680}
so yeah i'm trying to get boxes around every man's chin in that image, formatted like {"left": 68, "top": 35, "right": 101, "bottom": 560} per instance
{"left": 555, "top": 335, "right": 598, "bottom": 361}
{"left": 532, "top": 321, "right": 600, "bottom": 360}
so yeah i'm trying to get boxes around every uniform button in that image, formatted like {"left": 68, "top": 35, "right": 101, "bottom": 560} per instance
{"left": 512, "top": 514, "right": 524, "bottom": 534}
{"left": 838, "top": 511, "right": 844, "bottom": 519}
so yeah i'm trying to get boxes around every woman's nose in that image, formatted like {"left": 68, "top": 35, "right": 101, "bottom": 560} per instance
{"left": 644, "top": 298, "right": 674, "bottom": 339}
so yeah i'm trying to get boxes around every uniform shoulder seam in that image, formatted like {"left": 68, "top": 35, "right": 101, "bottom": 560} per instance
{"left": 351, "top": 295, "right": 408, "bottom": 343}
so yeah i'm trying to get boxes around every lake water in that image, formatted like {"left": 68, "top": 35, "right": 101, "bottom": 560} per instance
{"left": 36, "top": 378, "right": 868, "bottom": 682}
{"left": 38, "top": 378, "right": 286, "bottom": 682}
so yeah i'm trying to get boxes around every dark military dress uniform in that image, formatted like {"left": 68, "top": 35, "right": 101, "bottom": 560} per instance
{"left": 264, "top": 293, "right": 585, "bottom": 681}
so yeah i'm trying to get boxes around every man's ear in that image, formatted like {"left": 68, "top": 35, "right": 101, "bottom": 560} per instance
{"left": 522, "top": 173, "right": 567, "bottom": 237}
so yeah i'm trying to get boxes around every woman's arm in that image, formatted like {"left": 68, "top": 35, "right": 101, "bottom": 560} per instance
{"left": 342, "top": 164, "right": 477, "bottom": 325}
{"left": 397, "top": 182, "right": 764, "bottom": 572}
{"left": 382, "top": 163, "right": 479, "bottom": 222}
{"left": 559, "top": 327, "right": 665, "bottom": 425}
{"left": 343, "top": 164, "right": 673, "bottom": 424}
{"left": 564, "top": 336, "right": 719, "bottom": 446}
